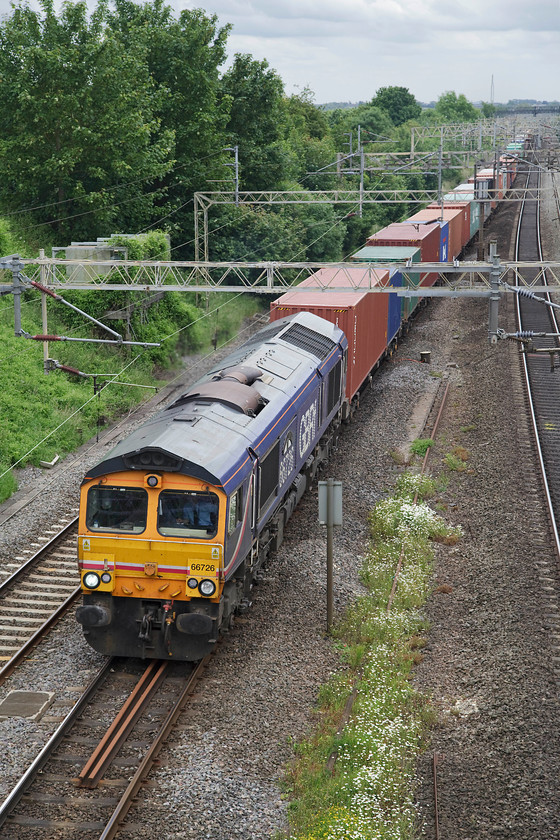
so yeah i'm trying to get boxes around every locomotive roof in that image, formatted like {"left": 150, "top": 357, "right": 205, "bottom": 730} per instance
{"left": 84, "top": 312, "right": 346, "bottom": 493}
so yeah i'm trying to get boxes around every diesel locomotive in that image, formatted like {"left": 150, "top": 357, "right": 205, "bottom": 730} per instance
{"left": 76, "top": 312, "right": 347, "bottom": 660}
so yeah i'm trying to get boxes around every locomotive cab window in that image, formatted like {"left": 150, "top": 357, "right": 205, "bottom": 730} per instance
{"left": 86, "top": 486, "right": 148, "bottom": 534}
{"left": 158, "top": 490, "right": 219, "bottom": 538}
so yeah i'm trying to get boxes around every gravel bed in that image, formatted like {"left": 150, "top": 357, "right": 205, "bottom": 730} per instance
{"left": 413, "top": 173, "right": 560, "bottom": 838}
{"left": 1, "top": 175, "right": 559, "bottom": 838}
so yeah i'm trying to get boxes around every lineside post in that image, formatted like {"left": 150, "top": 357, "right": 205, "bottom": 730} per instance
{"left": 318, "top": 479, "right": 343, "bottom": 633}
{"left": 488, "top": 239, "right": 501, "bottom": 344}
{"left": 11, "top": 255, "right": 23, "bottom": 336}
{"left": 39, "top": 249, "right": 50, "bottom": 372}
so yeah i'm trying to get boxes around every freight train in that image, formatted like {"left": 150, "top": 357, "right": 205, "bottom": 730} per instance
{"left": 76, "top": 155, "right": 520, "bottom": 660}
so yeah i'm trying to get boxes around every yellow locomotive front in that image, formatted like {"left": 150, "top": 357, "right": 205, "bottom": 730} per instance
{"left": 77, "top": 470, "right": 228, "bottom": 659}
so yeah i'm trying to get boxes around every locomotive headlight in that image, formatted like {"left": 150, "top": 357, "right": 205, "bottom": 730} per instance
{"left": 83, "top": 572, "right": 101, "bottom": 589}
{"left": 199, "top": 579, "right": 216, "bottom": 597}
{"left": 100, "top": 572, "right": 112, "bottom": 584}
{"left": 187, "top": 578, "right": 199, "bottom": 590}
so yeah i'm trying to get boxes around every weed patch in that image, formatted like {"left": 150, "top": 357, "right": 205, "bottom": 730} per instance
{"left": 410, "top": 438, "right": 434, "bottom": 458}
{"left": 444, "top": 452, "right": 466, "bottom": 472}
{"left": 285, "top": 468, "right": 461, "bottom": 839}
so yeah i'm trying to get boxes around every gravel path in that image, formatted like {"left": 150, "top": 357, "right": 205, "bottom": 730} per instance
{"left": 1, "top": 171, "right": 559, "bottom": 839}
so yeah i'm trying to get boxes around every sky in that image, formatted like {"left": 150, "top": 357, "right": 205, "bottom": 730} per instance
{"left": 1, "top": 0, "right": 559, "bottom": 106}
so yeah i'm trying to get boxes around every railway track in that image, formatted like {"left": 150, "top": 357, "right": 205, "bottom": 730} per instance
{"left": 0, "top": 515, "right": 80, "bottom": 685}
{"left": 0, "top": 655, "right": 208, "bottom": 839}
{"left": 515, "top": 159, "right": 560, "bottom": 556}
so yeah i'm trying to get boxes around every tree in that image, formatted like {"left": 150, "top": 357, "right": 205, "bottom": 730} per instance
{"left": 207, "top": 205, "right": 304, "bottom": 262}
{"left": 220, "top": 54, "right": 299, "bottom": 190}
{"left": 284, "top": 90, "right": 337, "bottom": 189}
{"left": 332, "top": 105, "right": 395, "bottom": 155}
{"left": 480, "top": 101, "right": 497, "bottom": 118}
{"left": 0, "top": 0, "right": 174, "bottom": 241}
{"left": 107, "top": 0, "right": 231, "bottom": 255}
{"left": 285, "top": 88, "right": 330, "bottom": 140}
{"left": 286, "top": 200, "right": 346, "bottom": 262}
{"left": 434, "top": 91, "right": 479, "bottom": 123}
{"left": 372, "top": 86, "right": 421, "bottom": 126}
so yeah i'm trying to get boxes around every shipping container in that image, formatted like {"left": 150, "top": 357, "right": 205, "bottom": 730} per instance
{"left": 448, "top": 187, "right": 489, "bottom": 225}
{"left": 406, "top": 208, "right": 465, "bottom": 259}
{"left": 367, "top": 222, "right": 440, "bottom": 287}
{"left": 350, "top": 245, "right": 421, "bottom": 320}
{"left": 427, "top": 203, "right": 470, "bottom": 252}
{"left": 501, "top": 154, "right": 518, "bottom": 187}
{"left": 350, "top": 245, "right": 420, "bottom": 263}
{"left": 270, "top": 266, "right": 390, "bottom": 400}
{"left": 386, "top": 267, "right": 403, "bottom": 343}
{"left": 500, "top": 155, "right": 517, "bottom": 188}
{"left": 468, "top": 169, "right": 496, "bottom": 207}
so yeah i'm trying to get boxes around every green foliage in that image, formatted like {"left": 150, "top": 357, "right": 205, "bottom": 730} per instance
{"left": 409, "top": 438, "right": 434, "bottom": 457}
{"left": 393, "top": 471, "right": 436, "bottom": 501}
{"left": 208, "top": 205, "right": 304, "bottom": 262}
{"left": 107, "top": 1, "right": 231, "bottom": 254}
{"left": 434, "top": 91, "right": 479, "bottom": 123}
{"left": 331, "top": 104, "right": 395, "bottom": 150}
{"left": 0, "top": 0, "right": 174, "bottom": 241}
{"left": 444, "top": 452, "right": 467, "bottom": 472}
{"left": 220, "top": 53, "right": 298, "bottom": 191}
{"left": 285, "top": 88, "right": 331, "bottom": 141}
{"left": 284, "top": 201, "right": 346, "bottom": 262}
{"left": 0, "top": 289, "right": 261, "bottom": 501}
{"left": 480, "top": 102, "right": 497, "bottom": 118}
{"left": 371, "top": 86, "right": 422, "bottom": 126}
{"left": 107, "top": 231, "right": 171, "bottom": 261}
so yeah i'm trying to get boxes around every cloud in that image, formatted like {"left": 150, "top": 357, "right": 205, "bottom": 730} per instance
{"left": 188, "top": 0, "right": 560, "bottom": 39}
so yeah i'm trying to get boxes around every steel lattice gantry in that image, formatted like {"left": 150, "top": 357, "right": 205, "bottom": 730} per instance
{"left": 3, "top": 254, "right": 560, "bottom": 294}
{"left": 193, "top": 185, "right": 556, "bottom": 260}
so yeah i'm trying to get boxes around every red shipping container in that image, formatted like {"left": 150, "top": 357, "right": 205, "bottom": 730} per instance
{"left": 366, "top": 222, "right": 440, "bottom": 287}
{"left": 410, "top": 207, "right": 467, "bottom": 258}
{"left": 270, "top": 266, "right": 389, "bottom": 400}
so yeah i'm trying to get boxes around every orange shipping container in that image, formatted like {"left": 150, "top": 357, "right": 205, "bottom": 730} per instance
{"left": 270, "top": 266, "right": 390, "bottom": 400}
{"left": 408, "top": 207, "right": 467, "bottom": 258}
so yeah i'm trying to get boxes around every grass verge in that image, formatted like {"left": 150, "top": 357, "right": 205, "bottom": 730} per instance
{"left": 284, "top": 471, "right": 461, "bottom": 840}
{"left": 0, "top": 291, "right": 263, "bottom": 503}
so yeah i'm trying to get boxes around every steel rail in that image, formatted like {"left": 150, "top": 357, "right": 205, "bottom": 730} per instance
{"left": 0, "top": 657, "right": 116, "bottom": 829}
{"left": 0, "top": 517, "right": 81, "bottom": 687}
{"left": 515, "top": 166, "right": 560, "bottom": 558}
{"left": 0, "top": 586, "right": 81, "bottom": 687}
{"left": 78, "top": 659, "right": 169, "bottom": 789}
{"left": 98, "top": 655, "right": 210, "bottom": 840}
{"left": 0, "top": 516, "right": 77, "bottom": 594}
